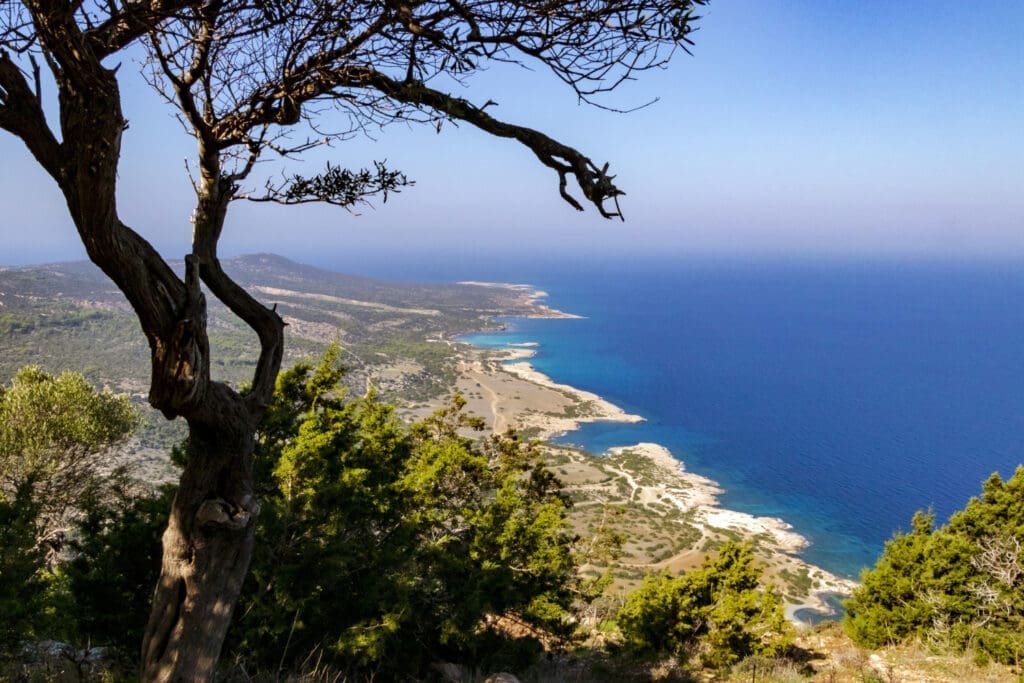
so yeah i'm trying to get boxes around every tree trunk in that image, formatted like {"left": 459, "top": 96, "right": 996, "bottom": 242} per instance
{"left": 141, "top": 384, "right": 261, "bottom": 681}
{"left": 2, "top": 9, "right": 285, "bottom": 680}
{"left": 133, "top": 253, "right": 278, "bottom": 682}
{"left": 4, "top": 40, "right": 273, "bottom": 680}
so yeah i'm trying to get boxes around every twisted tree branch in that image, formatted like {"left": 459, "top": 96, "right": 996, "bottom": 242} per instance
{"left": 0, "top": 49, "right": 62, "bottom": 179}
{"left": 359, "top": 69, "right": 626, "bottom": 219}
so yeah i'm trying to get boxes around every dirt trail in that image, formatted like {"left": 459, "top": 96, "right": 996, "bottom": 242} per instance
{"left": 478, "top": 368, "right": 508, "bottom": 432}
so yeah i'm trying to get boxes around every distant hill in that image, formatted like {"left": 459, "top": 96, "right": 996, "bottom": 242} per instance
{"left": 0, "top": 253, "right": 552, "bottom": 454}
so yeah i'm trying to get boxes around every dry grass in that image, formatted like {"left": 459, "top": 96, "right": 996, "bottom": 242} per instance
{"left": 768, "top": 622, "right": 1023, "bottom": 683}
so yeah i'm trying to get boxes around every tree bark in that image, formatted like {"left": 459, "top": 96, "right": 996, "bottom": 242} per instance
{"left": 141, "top": 385, "right": 260, "bottom": 682}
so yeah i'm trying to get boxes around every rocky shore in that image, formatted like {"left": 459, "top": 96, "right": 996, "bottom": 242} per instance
{"left": 443, "top": 342, "right": 857, "bottom": 621}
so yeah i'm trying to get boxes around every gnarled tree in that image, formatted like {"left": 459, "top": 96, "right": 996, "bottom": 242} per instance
{"left": 0, "top": 0, "right": 705, "bottom": 679}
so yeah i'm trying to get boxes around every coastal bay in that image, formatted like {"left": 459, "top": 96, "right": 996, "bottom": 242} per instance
{"left": 431, "top": 258, "right": 1024, "bottom": 587}
{"left": 417, "top": 335, "right": 858, "bottom": 621}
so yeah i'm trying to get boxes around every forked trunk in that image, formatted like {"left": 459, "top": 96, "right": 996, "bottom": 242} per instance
{"left": 1, "top": 13, "right": 283, "bottom": 682}
{"left": 141, "top": 385, "right": 261, "bottom": 682}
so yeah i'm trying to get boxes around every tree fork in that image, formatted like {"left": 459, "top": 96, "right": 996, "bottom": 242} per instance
{"left": 10, "top": 25, "right": 273, "bottom": 677}
{"left": 138, "top": 157, "right": 281, "bottom": 682}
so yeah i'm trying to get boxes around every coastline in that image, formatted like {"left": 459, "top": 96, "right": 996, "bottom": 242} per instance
{"left": 457, "top": 281, "right": 584, "bottom": 319}
{"left": 446, "top": 321, "right": 857, "bottom": 623}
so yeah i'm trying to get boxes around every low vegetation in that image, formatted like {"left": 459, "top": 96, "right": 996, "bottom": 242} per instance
{"left": 1, "top": 357, "right": 821, "bottom": 681}
{"left": 229, "top": 348, "right": 587, "bottom": 676}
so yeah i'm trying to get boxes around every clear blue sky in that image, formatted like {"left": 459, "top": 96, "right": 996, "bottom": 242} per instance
{"left": 2, "top": 1, "right": 1022, "bottom": 266}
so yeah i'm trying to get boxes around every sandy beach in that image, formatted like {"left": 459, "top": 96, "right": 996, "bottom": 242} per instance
{"left": 445, "top": 342, "right": 858, "bottom": 621}
{"left": 450, "top": 344, "right": 642, "bottom": 436}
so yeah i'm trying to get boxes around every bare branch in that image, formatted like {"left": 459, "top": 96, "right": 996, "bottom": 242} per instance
{"left": 85, "top": 0, "right": 201, "bottom": 58}
{"left": 194, "top": 252, "right": 285, "bottom": 411}
{"left": 971, "top": 534, "right": 1023, "bottom": 588}
{"left": 363, "top": 69, "right": 626, "bottom": 218}
{"left": 138, "top": 0, "right": 704, "bottom": 219}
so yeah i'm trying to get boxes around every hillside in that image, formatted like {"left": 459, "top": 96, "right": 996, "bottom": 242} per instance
{"left": 0, "top": 254, "right": 569, "bottom": 478}
{"left": 0, "top": 253, "right": 560, "bottom": 398}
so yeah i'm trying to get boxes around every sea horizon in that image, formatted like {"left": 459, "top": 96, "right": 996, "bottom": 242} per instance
{"left": 319, "top": 252, "right": 1024, "bottom": 581}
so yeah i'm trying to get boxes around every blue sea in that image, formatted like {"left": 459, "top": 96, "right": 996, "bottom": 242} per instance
{"left": 312, "top": 251, "right": 1024, "bottom": 579}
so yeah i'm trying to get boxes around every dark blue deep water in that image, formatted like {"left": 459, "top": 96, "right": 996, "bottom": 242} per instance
{"left": 317, "top": 252, "right": 1024, "bottom": 578}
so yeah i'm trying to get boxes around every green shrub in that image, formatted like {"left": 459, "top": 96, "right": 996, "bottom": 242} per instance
{"left": 845, "top": 467, "right": 1024, "bottom": 665}
{"left": 617, "top": 542, "right": 792, "bottom": 668}
{"left": 63, "top": 479, "right": 174, "bottom": 655}
{"left": 0, "top": 485, "right": 47, "bottom": 649}
{"left": 225, "top": 348, "right": 581, "bottom": 677}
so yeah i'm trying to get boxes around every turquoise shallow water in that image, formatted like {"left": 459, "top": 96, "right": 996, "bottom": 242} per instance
{"left": 314, "top": 251, "right": 1024, "bottom": 579}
